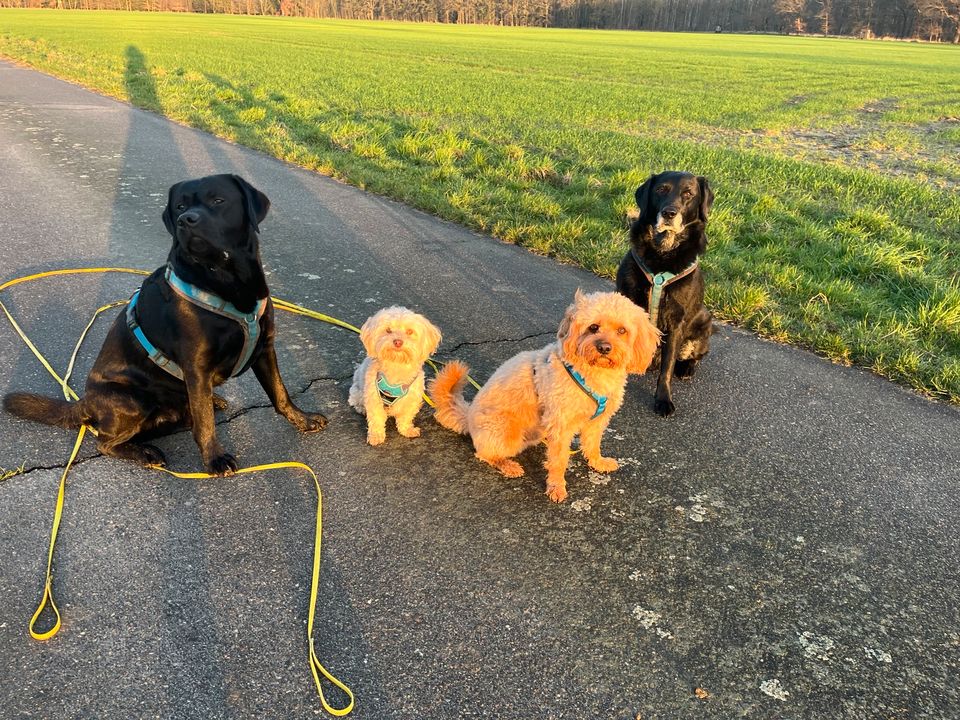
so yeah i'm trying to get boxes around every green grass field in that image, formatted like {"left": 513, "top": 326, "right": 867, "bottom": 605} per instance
{"left": 2, "top": 11, "right": 959, "bottom": 401}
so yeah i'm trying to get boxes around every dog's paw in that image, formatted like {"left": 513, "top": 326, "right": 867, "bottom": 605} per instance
{"left": 491, "top": 458, "right": 524, "bottom": 478}
{"left": 299, "top": 412, "right": 328, "bottom": 433}
{"left": 398, "top": 425, "right": 421, "bottom": 438}
{"left": 367, "top": 429, "right": 386, "bottom": 446}
{"left": 654, "top": 398, "right": 676, "bottom": 417}
{"left": 207, "top": 453, "right": 238, "bottom": 476}
{"left": 212, "top": 394, "right": 229, "bottom": 411}
{"left": 141, "top": 443, "right": 167, "bottom": 467}
{"left": 674, "top": 359, "right": 698, "bottom": 379}
{"left": 589, "top": 456, "right": 619, "bottom": 473}
{"left": 545, "top": 483, "right": 568, "bottom": 503}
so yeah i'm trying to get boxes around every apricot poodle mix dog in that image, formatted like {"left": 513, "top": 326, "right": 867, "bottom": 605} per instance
{"left": 430, "top": 290, "right": 659, "bottom": 502}
{"left": 349, "top": 306, "right": 442, "bottom": 446}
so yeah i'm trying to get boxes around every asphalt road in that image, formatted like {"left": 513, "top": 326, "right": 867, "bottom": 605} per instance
{"left": 1, "top": 59, "right": 958, "bottom": 720}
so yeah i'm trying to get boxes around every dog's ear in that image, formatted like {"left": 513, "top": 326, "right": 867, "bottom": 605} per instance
{"left": 422, "top": 318, "right": 442, "bottom": 358}
{"left": 557, "top": 290, "right": 585, "bottom": 361}
{"left": 359, "top": 313, "right": 381, "bottom": 356}
{"left": 161, "top": 182, "right": 181, "bottom": 237}
{"left": 634, "top": 174, "right": 658, "bottom": 225}
{"left": 627, "top": 305, "right": 661, "bottom": 374}
{"left": 697, "top": 176, "right": 714, "bottom": 223}
{"left": 230, "top": 175, "right": 270, "bottom": 233}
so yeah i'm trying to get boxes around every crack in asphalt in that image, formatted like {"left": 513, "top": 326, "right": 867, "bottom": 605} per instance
{"left": 215, "top": 374, "right": 348, "bottom": 427}
{"left": 12, "top": 451, "right": 100, "bottom": 478}
{"left": 443, "top": 330, "right": 554, "bottom": 355}
{"left": 296, "top": 373, "right": 352, "bottom": 396}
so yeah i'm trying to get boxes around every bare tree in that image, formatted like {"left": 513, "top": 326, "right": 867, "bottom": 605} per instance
{"left": 914, "top": 0, "right": 960, "bottom": 40}
{"left": 813, "top": 0, "right": 832, "bottom": 32}
{"left": 774, "top": 0, "right": 807, "bottom": 31}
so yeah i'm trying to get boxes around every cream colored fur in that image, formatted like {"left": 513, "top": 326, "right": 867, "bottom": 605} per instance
{"left": 430, "top": 290, "right": 659, "bottom": 502}
{"left": 348, "top": 306, "right": 441, "bottom": 446}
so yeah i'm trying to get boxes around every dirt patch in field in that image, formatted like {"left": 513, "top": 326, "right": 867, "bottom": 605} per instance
{"left": 687, "top": 99, "right": 960, "bottom": 190}
{"left": 764, "top": 127, "right": 957, "bottom": 188}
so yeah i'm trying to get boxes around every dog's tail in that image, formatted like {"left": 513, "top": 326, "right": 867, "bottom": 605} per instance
{"left": 428, "top": 360, "right": 472, "bottom": 435}
{"left": 3, "top": 393, "right": 84, "bottom": 430}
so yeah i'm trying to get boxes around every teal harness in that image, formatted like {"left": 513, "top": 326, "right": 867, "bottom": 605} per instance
{"left": 630, "top": 248, "right": 699, "bottom": 328}
{"left": 561, "top": 361, "right": 607, "bottom": 420}
{"left": 126, "top": 289, "right": 185, "bottom": 380}
{"left": 376, "top": 372, "right": 411, "bottom": 406}
{"left": 126, "top": 264, "right": 267, "bottom": 381}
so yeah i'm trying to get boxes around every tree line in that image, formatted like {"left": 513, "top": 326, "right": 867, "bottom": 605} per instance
{"left": 1, "top": 0, "right": 957, "bottom": 42}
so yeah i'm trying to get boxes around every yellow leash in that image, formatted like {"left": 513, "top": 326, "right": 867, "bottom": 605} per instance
{"left": 2, "top": 267, "right": 355, "bottom": 716}
{"left": 62, "top": 300, "right": 128, "bottom": 399}
{"left": 24, "top": 426, "right": 354, "bottom": 715}
{"left": 28, "top": 423, "right": 87, "bottom": 642}
{"left": 0, "top": 268, "right": 151, "bottom": 404}
{"left": 269, "top": 298, "right": 483, "bottom": 402}
{"left": 152, "top": 461, "right": 355, "bottom": 716}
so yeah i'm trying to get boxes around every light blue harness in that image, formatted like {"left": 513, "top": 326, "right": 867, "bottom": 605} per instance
{"left": 630, "top": 248, "right": 699, "bottom": 327}
{"left": 561, "top": 361, "right": 607, "bottom": 420}
{"left": 126, "top": 289, "right": 185, "bottom": 380}
{"left": 376, "top": 372, "right": 410, "bottom": 406}
{"left": 126, "top": 265, "right": 267, "bottom": 381}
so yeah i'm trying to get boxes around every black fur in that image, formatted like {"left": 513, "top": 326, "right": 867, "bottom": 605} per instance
{"left": 4, "top": 174, "right": 326, "bottom": 474}
{"left": 616, "top": 170, "right": 715, "bottom": 417}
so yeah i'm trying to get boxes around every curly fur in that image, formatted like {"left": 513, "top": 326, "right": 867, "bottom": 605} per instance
{"left": 348, "top": 306, "right": 442, "bottom": 446}
{"left": 430, "top": 290, "right": 659, "bottom": 502}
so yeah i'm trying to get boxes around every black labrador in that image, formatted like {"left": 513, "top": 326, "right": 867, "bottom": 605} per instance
{"left": 4, "top": 174, "right": 326, "bottom": 474}
{"left": 616, "top": 170, "right": 714, "bottom": 417}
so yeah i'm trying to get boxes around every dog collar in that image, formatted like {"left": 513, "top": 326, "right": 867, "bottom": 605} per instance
{"left": 561, "top": 361, "right": 607, "bottom": 420}
{"left": 164, "top": 264, "right": 267, "bottom": 377}
{"left": 126, "top": 289, "right": 185, "bottom": 381}
{"left": 376, "top": 372, "right": 410, "bottom": 406}
{"left": 630, "top": 248, "right": 698, "bottom": 328}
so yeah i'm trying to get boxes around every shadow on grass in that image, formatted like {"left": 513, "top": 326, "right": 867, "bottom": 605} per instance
{"left": 191, "top": 72, "right": 624, "bottom": 259}
{"left": 124, "top": 45, "right": 164, "bottom": 113}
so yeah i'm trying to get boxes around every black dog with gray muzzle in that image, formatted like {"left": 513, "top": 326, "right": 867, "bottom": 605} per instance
{"left": 616, "top": 170, "right": 715, "bottom": 417}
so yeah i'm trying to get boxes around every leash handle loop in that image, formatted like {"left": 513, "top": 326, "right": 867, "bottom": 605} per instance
{"left": 28, "top": 424, "right": 87, "bottom": 640}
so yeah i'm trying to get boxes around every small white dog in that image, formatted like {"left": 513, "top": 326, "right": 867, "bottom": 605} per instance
{"left": 349, "top": 306, "right": 442, "bottom": 446}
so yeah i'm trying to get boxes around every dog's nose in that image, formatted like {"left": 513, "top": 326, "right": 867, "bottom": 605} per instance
{"left": 177, "top": 211, "right": 200, "bottom": 228}
{"left": 393, "top": 338, "right": 404, "bottom": 348}
{"left": 661, "top": 207, "right": 678, "bottom": 221}
{"left": 596, "top": 340, "right": 612, "bottom": 355}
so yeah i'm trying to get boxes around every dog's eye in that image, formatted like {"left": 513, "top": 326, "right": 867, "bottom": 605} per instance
{"left": 655, "top": 185, "right": 669, "bottom": 195}
{"left": 617, "top": 326, "right": 627, "bottom": 335}
{"left": 176, "top": 204, "right": 185, "bottom": 211}
{"left": 406, "top": 329, "right": 415, "bottom": 336}
{"left": 212, "top": 198, "right": 224, "bottom": 205}
{"left": 682, "top": 190, "right": 693, "bottom": 198}
{"left": 385, "top": 327, "right": 393, "bottom": 334}
{"left": 588, "top": 324, "right": 600, "bottom": 334}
